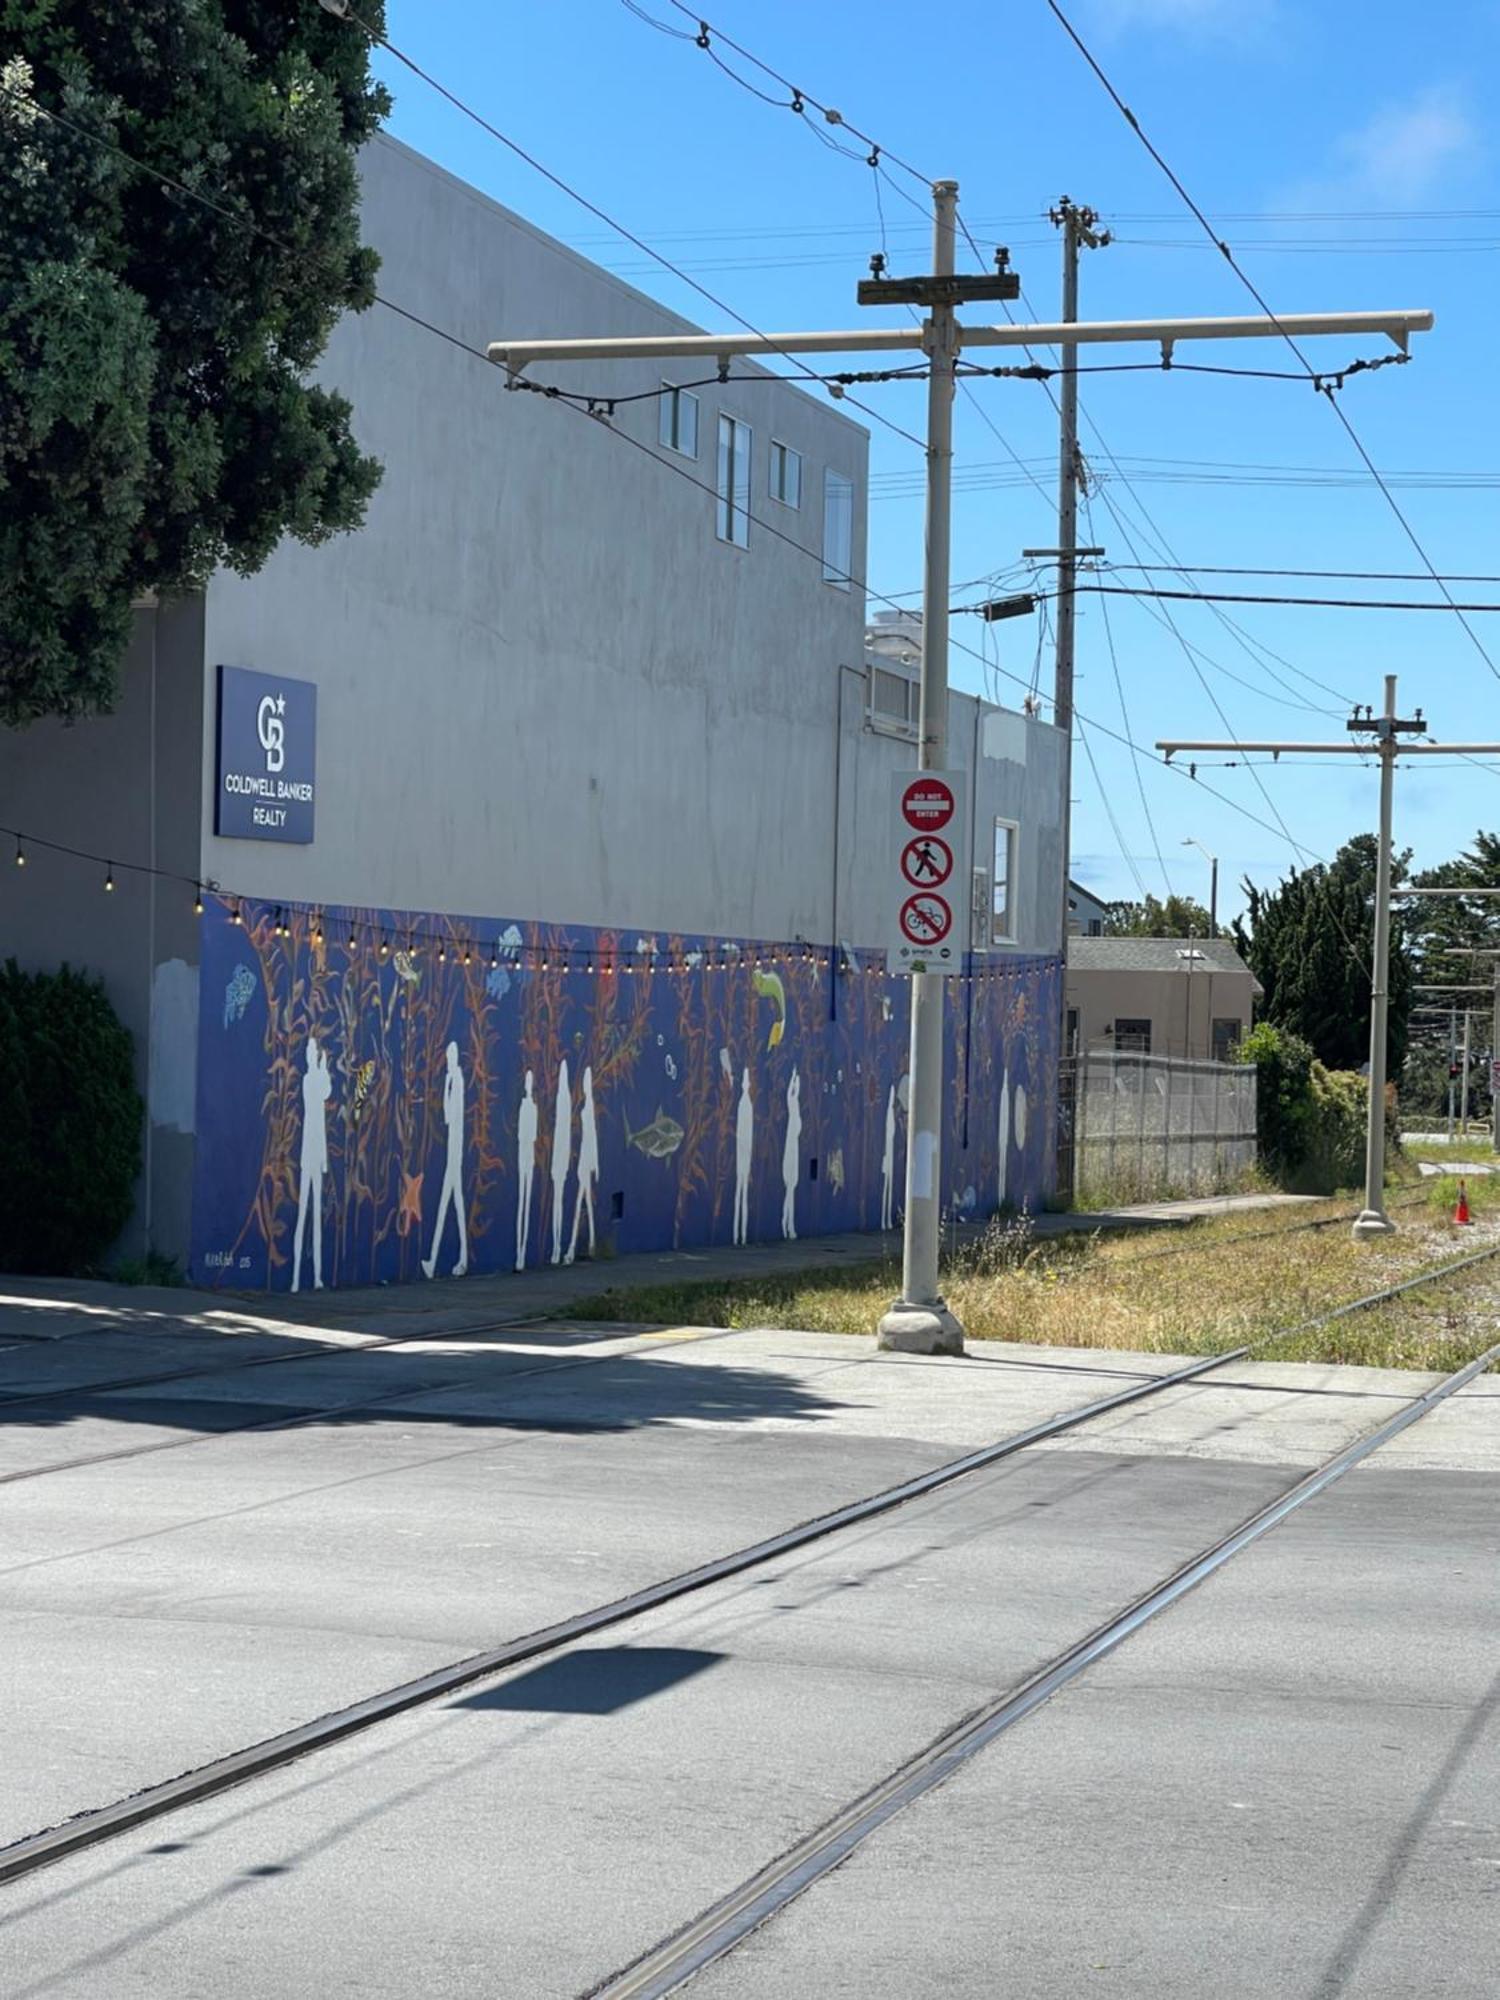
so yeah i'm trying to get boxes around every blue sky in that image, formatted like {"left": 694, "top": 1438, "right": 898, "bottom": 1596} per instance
{"left": 378, "top": 0, "right": 1500, "bottom": 921}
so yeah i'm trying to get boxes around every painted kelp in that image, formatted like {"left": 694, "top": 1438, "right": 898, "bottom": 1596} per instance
{"left": 191, "top": 899, "right": 1060, "bottom": 1289}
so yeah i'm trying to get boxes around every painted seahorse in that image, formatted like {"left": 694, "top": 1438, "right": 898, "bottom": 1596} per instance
{"left": 351, "top": 1059, "right": 376, "bottom": 1124}
{"left": 752, "top": 968, "right": 786, "bottom": 1050}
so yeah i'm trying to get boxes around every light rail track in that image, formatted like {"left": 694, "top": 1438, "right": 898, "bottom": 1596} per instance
{"left": 3, "top": 1241, "right": 1497, "bottom": 1890}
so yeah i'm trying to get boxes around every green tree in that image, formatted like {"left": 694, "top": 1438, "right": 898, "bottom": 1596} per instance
{"left": 1103, "top": 893, "right": 1217, "bottom": 938}
{"left": 0, "top": 6, "right": 389, "bottom": 724}
{"left": 1232, "top": 836, "right": 1413, "bottom": 1073}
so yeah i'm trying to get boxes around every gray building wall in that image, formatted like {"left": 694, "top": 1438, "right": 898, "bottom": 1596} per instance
{"left": 0, "top": 600, "right": 204, "bottom": 1258}
{"left": 199, "top": 134, "right": 871, "bottom": 944}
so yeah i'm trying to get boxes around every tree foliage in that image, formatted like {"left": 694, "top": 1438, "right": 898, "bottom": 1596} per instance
{"left": 0, "top": 6, "right": 389, "bottom": 724}
{"left": 1103, "top": 894, "right": 1217, "bottom": 938}
{"left": 1232, "top": 836, "right": 1413, "bottom": 1073}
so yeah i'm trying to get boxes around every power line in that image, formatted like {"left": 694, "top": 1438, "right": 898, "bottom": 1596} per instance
{"left": 22, "top": 48, "right": 1349, "bottom": 881}
{"left": 1044, "top": 0, "right": 1500, "bottom": 686}
{"left": 342, "top": 8, "right": 925, "bottom": 453}
{"left": 1078, "top": 585, "right": 1500, "bottom": 615}
{"left": 1111, "top": 563, "right": 1500, "bottom": 586}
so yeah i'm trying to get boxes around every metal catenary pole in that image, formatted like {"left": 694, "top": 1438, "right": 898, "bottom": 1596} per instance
{"left": 1460, "top": 1004, "right": 1473, "bottom": 1132}
{"left": 491, "top": 267, "right": 1432, "bottom": 1322}
{"left": 1160, "top": 681, "right": 1500, "bottom": 1240}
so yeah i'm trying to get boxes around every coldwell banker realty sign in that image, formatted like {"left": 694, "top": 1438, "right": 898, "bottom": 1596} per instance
{"left": 215, "top": 665, "right": 317, "bottom": 843}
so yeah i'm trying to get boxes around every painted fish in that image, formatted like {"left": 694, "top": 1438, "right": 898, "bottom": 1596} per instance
{"left": 625, "top": 1107, "right": 685, "bottom": 1160}
{"left": 351, "top": 1059, "right": 376, "bottom": 1124}
{"left": 752, "top": 968, "right": 787, "bottom": 1049}
{"left": 223, "top": 964, "right": 255, "bottom": 1029}
{"left": 827, "top": 1147, "right": 845, "bottom": 1194}
{"left": 392, "top": 951, "right": 420, "bottom": 985}
{"left": 719, "top": 1047, "right": 733, "bottom": 1082}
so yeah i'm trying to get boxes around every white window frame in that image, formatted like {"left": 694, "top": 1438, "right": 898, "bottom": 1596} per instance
{"left": 769, "top": 438, "right": 802, "bottom": 509}
{"left": 716, "top": 413, "right": 751, "bottom": 548}
{"left": 990, "top": 817, "right": 1018, "bottom": 946}
{"left": 866, "top": 663, "right": 918, "bottom": 739}
{"left": 822, "top": 469, "right": 853, "bottom": 588}
{"left": 659, "top": 382, "right": 699, "bottom": 459}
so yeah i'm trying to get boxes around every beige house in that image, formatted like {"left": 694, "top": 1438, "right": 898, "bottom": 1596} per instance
{"left": 1065, "top": 936, "right": 1262, "bottom": 1062}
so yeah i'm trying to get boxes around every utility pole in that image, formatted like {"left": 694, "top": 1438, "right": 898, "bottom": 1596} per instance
{"left": 491, "top": 243, "right": 1432, "bottom": 1337}
{"left": 1183, "top": 836, "right": 1219, "bottom": 931}
{"left": 1160, "top": 678, "right": 1500, "bottom": 1240}
{"left": 1460, "top": 1006, "right": 1473, "bottom": 1132}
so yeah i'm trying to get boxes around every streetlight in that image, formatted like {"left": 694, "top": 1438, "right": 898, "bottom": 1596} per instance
{"left": 1182, "top": 837, "right": 1218, "bottom": 933}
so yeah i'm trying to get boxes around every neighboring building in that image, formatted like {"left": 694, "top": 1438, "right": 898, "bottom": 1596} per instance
{"left": 1065, "top": 936, "right": 1261, "bottom": 1062}
{"left": 1067, "top": 879, "right": 1109, "bottom": 938}
{"left": 0, "top": 134, "right": 1067, "bottom": 1288}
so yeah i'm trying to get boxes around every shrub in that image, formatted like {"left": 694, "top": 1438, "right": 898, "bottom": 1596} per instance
{"left": 0, "top": 961, "right": 142, "bottom": 1274}
{"left": 1237, "top": 1021, "right": 1380, "bottom": 1194}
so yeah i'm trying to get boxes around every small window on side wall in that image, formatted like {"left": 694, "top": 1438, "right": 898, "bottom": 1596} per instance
{"left": 769, "top": 439, "right": 802, "bottom": 508}
{"left": 659, "top": 383, "right": 698, "bottom": 458}
{"left": 716, "top": 414, "right": 751, "bottom": 548}
{"left": 823, "top": 470, "right": 853, "bottom": 587}
{"left": 990, "top": 818, "right": 1018, "bottom": 945}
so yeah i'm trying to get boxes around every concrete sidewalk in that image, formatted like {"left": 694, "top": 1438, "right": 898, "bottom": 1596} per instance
{"left": 0, "top": 1190, "right": 1315, "bottom": 1350}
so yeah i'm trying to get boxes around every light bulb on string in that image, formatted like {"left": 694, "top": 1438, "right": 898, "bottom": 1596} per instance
{"left": 104, "top": 863, "right": 115, "bottom": 893}
{"left": 231, "top": 902, "right": 243, "bottom": 927}
{"left": 379, "top": 933, "right": 389, "bottom": 959}
{"left": 14, "top": 837, "right": 25, "bottom": 869}
{"left": 193, "top": 883, "right": 204, "bottom": 915}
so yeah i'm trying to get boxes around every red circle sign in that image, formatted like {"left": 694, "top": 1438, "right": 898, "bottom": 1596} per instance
{"left": 899, "top": 892, "right": 953, "bottom": 946}
{"left": 901, "top": 778, "right": 956, "bottom": 832}
{"left": 900, "top": 835, "right": 953, "bottom": 889}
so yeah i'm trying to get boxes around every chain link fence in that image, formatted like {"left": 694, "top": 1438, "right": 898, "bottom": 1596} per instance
{"left": 1056, "top": 1052, "right": 1258, "bottom": 1207}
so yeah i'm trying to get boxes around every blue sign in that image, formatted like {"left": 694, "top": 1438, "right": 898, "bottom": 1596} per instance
{"left": 215, "top": 665, "right": 317, "bottom": 843}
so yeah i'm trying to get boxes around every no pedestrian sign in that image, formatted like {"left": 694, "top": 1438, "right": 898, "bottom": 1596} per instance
{"left": 888, "top": 769, "right": 967, "bottom": 973}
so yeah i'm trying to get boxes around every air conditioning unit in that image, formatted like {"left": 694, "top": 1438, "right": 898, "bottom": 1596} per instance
{"left": 867, "top": 664, "right": 918, "bottom": 739}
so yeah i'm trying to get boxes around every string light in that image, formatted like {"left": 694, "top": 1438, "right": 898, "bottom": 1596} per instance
{"left": 14, "top": 837, "right": 24, "bottom": 868}
{"left": 193, "top": 883, "right": 204, "bottom": 915}
{"left": 379, "top": 932, "right": 389, "bottom": 958}
{"left": 104, "top": 863, "right": 115, "bottom": 893}
{"left": 231, "top": 902, "right": 243, "bottom": 926}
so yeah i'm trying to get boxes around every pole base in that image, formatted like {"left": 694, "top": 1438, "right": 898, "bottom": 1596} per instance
{"left": 877, "top": 1300, "right": 965, "bottom": 1355}
{"left": 1351, "top": 1208, "right": 1397, "bottom": 1242}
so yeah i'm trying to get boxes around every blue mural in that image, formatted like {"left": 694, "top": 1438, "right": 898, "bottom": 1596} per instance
{"left": 190, "top": 898, "right": 1061, "bottom": 1290}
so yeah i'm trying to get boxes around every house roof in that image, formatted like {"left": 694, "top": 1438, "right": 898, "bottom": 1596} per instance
{"left": 1066, "top": 935, "right": 1263, "bottom": 993}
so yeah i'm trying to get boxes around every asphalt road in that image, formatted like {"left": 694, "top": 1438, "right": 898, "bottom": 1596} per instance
{"left": 2, "top": 1307, "right": 1495, "bottom": 1997}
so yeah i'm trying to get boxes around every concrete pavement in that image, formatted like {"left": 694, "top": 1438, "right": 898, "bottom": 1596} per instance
{"left": 1, "top": 1290, "right": 1495, "bottom": 1994}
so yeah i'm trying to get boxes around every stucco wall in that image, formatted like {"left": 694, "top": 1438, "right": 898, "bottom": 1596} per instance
{"left": 0, "top": 602, "right": 204, "bottom": 1259}
{"left": 1067, "top": 965, "right": 1256, "bottom": 1060}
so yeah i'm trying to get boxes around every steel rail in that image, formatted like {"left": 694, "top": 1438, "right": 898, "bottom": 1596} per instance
{"left": 591, "top": 1329, "right": 1500, "bottom": 1999}
{"left": 3, "top": 1242, "right": 1496, "bottom": 1888}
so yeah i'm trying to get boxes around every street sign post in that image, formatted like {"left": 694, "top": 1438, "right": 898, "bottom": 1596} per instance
{"left": 889, "top": 770, "right": 966, "bottom": 973}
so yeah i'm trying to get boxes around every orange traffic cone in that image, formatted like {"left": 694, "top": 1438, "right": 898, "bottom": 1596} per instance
{"left": 1454, "top": 1180, "right": 1472, "bottom": 1225}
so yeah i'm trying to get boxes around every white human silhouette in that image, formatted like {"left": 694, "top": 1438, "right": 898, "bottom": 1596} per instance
{"left": 565, "top": 1065, "right": 599, "bottom": 1264}
{"left": 733, "top": 1068, "right": 754, "bottom": 1245}
{"left": 781, "top": 1068, "right": 802, "bottom": 1240}
{"left": 291, "top": 1035, "right": 331, "bottom": 1292}
{"left": 881, "top": 1083, "right": 897, "bottom": 1231}
{"left": 550, "top": 1057, "right": 572, "bottom": 1265}
{"left": 422, "top": 1042, "right": 468, "bottom": 1280}
{"left": 997, "top": 1069, "right": 1011, "bottom": 1211}
{"left": 516, "top": 1069, "right": 538, "bottom": 1271}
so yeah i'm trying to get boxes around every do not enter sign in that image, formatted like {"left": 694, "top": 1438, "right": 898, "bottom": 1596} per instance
{"left": 901, "top": 777, "right": 956, "bottom": 833}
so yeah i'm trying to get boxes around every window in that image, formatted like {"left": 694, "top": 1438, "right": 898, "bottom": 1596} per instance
{"left": 990, "top": 818, "right": 1018, "bottom": 945}
{"left": 823, "top": 469, "right": 853, "bottom": 587}
{"left": 716, "top": 413, "right": 751, "bottom": 547}
{"left": 769, "top": 439, "right": 802, "bottom": 508}
{"left": 659, "top": 383, "right": 698, "bottom": 458}
{"left": 868, "top": 665, "right": 917, "bottom": 737}
{"left": 1066, "top": 1008, "right": 1080, "bottom": 1058}
{"left": 1114, "top": 1018, "right": 1152, "bottom": 1055}
{"left": 1087, "top": 918, "right": 1102, "bottom": 937}
{"left": 1212, "top": 1017, "right": 1242, "bottom": 1063}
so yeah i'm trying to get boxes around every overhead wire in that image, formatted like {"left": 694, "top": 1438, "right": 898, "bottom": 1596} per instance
{"left": 1043, "top": 0, "right": 1500, "bottom": 686}
{"left": 20, "top": 26, "right": 1357, "bottom": 884}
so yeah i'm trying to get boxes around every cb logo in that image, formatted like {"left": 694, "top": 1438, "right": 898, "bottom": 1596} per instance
{"left": 256, "top": 694, "right": 286, "bottom": 774}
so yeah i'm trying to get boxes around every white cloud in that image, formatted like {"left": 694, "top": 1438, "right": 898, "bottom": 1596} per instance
{"left": 1286, "top": 85, "right": 1477, "bottom": 208}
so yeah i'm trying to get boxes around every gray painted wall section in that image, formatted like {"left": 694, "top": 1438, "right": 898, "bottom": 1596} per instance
{"left": 0, "top": 600, "right": 204, "bottom": 1260}
{"left": 200, "top": 134, "right": 870, "bottom": 943}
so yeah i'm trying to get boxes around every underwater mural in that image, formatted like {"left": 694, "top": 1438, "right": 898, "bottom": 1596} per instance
{"left": 190, "top": 898, "right": 1060, "bottom": 1290}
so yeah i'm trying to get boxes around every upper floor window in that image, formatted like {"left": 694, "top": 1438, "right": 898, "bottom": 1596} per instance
{"left": 823, "top": 469, "right": 853, "bottom": 587}
{"left": 716, "top": 414, "right": 751, "bottom": 548}
{"left": 769, "top": 439, "right": 802, "bottom": 509}
{"left": 659, "top": 383, "right": 699, "bottom": 458}
{"left": 990, "top": 818, "right": 1018, "bottom": 945}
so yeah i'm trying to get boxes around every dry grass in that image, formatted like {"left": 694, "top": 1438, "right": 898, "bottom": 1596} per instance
{"left": 564, "top": 1186, "right": 1500, "bottom": 1371}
